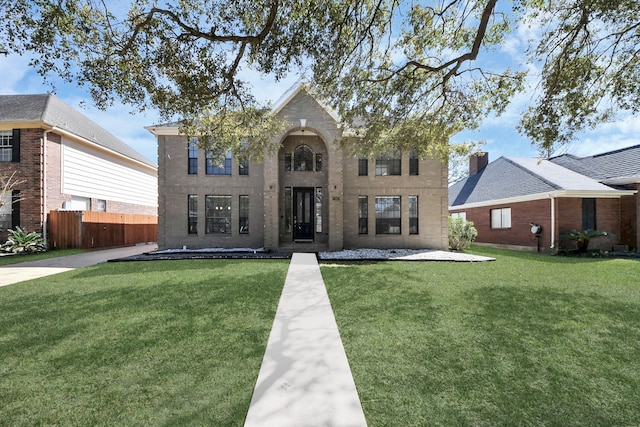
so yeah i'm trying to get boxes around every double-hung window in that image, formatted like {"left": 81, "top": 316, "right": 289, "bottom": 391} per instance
{"left": 206, "top": 195, "right": 231, "bottom": 234}
{"left": 409, "top": 149, "right": 419, "bottom": 176}
{"left": 188, "top": 139, "right": 198, "bottom": 174}
{"left": 206, "top": 151, "right": 232, "bottom": 175}
{"left": 239, "top": 195, "right": 249, "bottom": 234}
{"left": 0, "top": 130, "right": 14, "bottom": 162}
{"left": 375, "top": 152, "right": 401, "bottom": 176}
{"left": 358, "top": 156, "right": 368, "bottom": 176}
{"left": 188, "top": 195, "right": 198, "bottom": 234}
{"left": 358, "top": 196, "right": 368, "bottom": 234}
{"left": 409, "top": 195, "right": 418, "bottom": 234}
{"left": 375, "top": 196, "right": 401, "bottom": 234}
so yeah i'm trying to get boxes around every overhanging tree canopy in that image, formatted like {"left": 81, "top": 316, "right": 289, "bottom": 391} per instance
{"left": 1, "top": 0, "right": 638, "bottom": 160}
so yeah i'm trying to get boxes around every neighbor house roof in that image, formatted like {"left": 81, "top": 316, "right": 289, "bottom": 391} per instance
{"left": 449, "top": 155, "right": 634, "bottom": 209}
{"left": 550, "top": 144, "right": 640, "bottom": 185}
{"left": 0, "top": 94, "right": 156, "bottom": 168}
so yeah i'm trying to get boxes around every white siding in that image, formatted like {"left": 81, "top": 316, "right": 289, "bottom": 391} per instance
{"left": 61, "top": 138, "right": 157, "bottom": 207}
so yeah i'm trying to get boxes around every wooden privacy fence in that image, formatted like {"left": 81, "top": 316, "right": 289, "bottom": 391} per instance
{"left": 48, "top": 210, "right": 157, "bottom": 249}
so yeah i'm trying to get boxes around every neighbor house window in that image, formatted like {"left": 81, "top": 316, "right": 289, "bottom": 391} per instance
{"left": 239, "top": 195, "right": 249, "bottom": 234}
{"left": 451, "top": 212, "right": 467, "bottom": 221}
{"left": 315, "top": 187, "right": 323, "bottom": 233}
{"left": 582, "top": 198, "right": 596, "bottom": 230}
{"left": 239, "top": 158, "right": 249, "bottom": 175}
{"left": 95, "top": 199, "right": 106, "bottom": 212}
{"left": 376, "top": 151, "right": 401, "bottom": 176}
{"left": 294, "top": 145, "right": 314, "bottom": 171}
{"left": 0, "top": 130, "right": 17, "bottom": 162}
{"left": 358, "top": 156, "right": 368, "bottom": 176}
{"left": 206, "top": 151, "right": 232, "bottom": 175}
{"left": 409, "top": 149, "right": 419, "bottom": 176}
{"left": 206, "top": 195, "right": 231, "bottom": 234}
{"left": 490, "top": 207, "right": 511, "bottom": 229}
{"left": 376, "top": 196, "right": 401, "bottom": 234}
{"left": 188, "top": 139, "right": 198, "bottom": 174}
{"left": 409, "top": 195, "right": 418, "bottom": 234}
{"left": 188, "top": 195, "right": 198, "bottom": 234}
{"left": 358, "top": 196, "right": 368, "bottom": 234}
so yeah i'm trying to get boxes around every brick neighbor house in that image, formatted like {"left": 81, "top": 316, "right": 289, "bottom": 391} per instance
{"left": 0, "top": 94, "right": 158, "bottom": 244}
{"left": 147, "top": 82, "right": 449, "bottom": 252}
{"left": 448, "top": 147, "right": 640, "bottom": 252}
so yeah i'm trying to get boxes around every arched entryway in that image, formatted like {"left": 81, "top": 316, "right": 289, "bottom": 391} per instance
{"left": 278, "top": 132, "right": 329, "bottom": 248}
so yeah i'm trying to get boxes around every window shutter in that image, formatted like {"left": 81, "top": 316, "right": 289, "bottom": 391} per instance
{"left": 11, "top": 129, "right": 20, "bottom": 162}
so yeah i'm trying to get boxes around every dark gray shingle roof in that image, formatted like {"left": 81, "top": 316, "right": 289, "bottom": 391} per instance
{"left": 550, "top": 144, "right": 640, "bottom": 182}
{"left": 448, "top": 156, "right": 622, "bottom": 207}
{"left": 0, "top": 94, "right": 155, "bottom": 168}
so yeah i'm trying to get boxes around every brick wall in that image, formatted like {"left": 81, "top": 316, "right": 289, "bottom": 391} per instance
{"left": 0, "top": 128, "right": 45, "bottom": 242}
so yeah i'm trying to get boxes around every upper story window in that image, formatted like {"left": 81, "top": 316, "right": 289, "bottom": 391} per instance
{"left": 188, "top": 139, "right": 198, "bottom": 174}
{"left": 358, "top": 156, "right": 368, "bottom": 176}
{"left": 409, "top": 149, "right": 419, "bottom": 176}
{"left": 375, "top": 151, "right": 401, "bottom": 176}
{"left": 206, "top": 151, "right": 232, "bottom": 175}
{"left": 0, "top": 130, "right": 14, "bottom": 162}
{"left": 294, "top": 145, "right": 314, "bottom": 171}
{"left": 239, "top": 158, "right": 249, "bottom": 175}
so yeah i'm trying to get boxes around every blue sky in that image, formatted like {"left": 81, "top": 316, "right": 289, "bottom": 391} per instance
{"left": 2, "top": 21, "right": 639, "bottom": 168}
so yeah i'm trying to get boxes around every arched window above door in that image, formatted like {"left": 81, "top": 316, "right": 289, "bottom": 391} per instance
{"left": 294, "top": 145, "right": 314, "bottom": 171}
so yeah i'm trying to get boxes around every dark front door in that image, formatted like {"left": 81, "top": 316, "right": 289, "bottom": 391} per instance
{"left": 293, "top": 187, "right": 314, "bottom": 241}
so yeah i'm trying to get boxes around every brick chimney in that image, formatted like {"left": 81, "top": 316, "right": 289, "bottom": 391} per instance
{"left": 469, "top": 152, "right": 488, "bottom": 175}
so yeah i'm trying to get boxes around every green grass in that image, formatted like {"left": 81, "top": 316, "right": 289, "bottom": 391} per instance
{"left": 321, "top": 246, "right": 640, "bottom": 426}
{"left": 0, "top": 259, "right": 288, "bottom": 426}
{"left": 0, "top": 248, "right": 84, "bottom": 266}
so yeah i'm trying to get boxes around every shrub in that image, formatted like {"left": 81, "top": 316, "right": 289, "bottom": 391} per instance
{"left": 558, "top": 229, "right": 615, "bottom": 253}
{"left": 448, "top": 216, "right": 478, "bottom": 251}
{"left": 1, "top": 227, "right": 47, "bottom": 253}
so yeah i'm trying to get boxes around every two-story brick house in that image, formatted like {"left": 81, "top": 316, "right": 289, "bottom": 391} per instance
{"left": 147, "top": 82, "right": 449, "bottom": 252}
{"left": 0, "top": 94, "right": 158, "bottom": 243}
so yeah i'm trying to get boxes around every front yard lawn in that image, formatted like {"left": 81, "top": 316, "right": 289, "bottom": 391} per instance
{"left": 321, "top": 247, "right": 640, "bottom": 426}
{"left": 0, "top": 259, "right": 288, "bottom": 426}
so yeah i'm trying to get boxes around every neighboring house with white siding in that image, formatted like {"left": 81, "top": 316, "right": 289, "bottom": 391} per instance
{"left": 0, "top": 93, "right": 157, "bottom": 242}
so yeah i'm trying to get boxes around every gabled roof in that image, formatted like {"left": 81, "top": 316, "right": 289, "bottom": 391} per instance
{"left": 550, "top": 144, "right": 640, "bottom": 184}
{"left": 271, "top": 79, "right": 341, "bottom": 122}
{"left": 449, "top": 156, "right": 634, "bottom": 208}
{"left": 0, "top": 94, "right": 156, "bottom": 168}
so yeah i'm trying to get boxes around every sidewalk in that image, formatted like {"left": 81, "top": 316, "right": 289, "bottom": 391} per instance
{"left": 0, "top": 244, "right": 157, "bottom": 287}
{"left": 244, "top": 252, "right": 367, "bottom": 427}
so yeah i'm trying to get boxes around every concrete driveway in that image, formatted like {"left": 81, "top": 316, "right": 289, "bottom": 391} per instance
{"left": 0, "top": 244, "right": 157, "bottom": 287}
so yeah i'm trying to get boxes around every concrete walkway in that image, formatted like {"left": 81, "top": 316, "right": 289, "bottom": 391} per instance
{"left": 0, "top": 244, "right": 157, "bottom": 287}
{"left": 245, "top": 253, "right": 367, "bottom": 427}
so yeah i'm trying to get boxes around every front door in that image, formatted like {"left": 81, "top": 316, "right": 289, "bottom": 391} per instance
{"left": 293, "top": 187, "right": 314, "bottom": 241}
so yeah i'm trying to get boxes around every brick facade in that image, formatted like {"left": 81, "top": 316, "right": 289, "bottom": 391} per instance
{"left": 451, "top": 196, "right": 630, "bottom": 252}
{"left": 155, "top": 86, "right": 449, "bottom": 252}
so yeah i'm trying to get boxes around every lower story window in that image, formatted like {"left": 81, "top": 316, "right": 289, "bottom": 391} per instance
{"left": 315, "top": 187, "right": 323, "bottom": 233}
{"left": 188, "top": 195, "right": 198, "bottom": 234}
{"left": 206, "top": 195, "right": 231, "bottom": 234}
{"left": 490, "top": 207, "right": 511, "bottom": 229}
{"left": 375, "top": 196, "right": 401, "bottom": 234}
{"left": 358, "top": 196, "right": 368, "bottom": 234}
{"left": 239, "top": 195, "right": 249, "bottom": 234}
{"left": 409, "top": 195, "right": 418, "bottom": 234}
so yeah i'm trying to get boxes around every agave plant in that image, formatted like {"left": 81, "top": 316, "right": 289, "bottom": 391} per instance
{"left": 2, "top": 227, "right": 47, "bottom": 253}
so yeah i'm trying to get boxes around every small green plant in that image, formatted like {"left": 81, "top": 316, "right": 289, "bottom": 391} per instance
{"left": 558, "top": 229, "right": 615, "bottom": 253}
{"left": 448, "top": 216, "right": 478, "bottom": 251}
{"left": 1, "top": 227, "right": 47, "bottom": 253}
